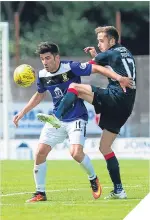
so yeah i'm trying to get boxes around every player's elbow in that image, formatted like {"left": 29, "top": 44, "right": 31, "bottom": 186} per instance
{"left": 35, "top": 92, "right": 46, "bottom": 103}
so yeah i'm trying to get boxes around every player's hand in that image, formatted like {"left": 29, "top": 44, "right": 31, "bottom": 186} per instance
{"left": 84, "top": 47, "right": 97, "bottom": 58}
{"left": 13, "top": 112, "right": 24, "bottom": 127}
{"left": 117, "top": 76, "right": 134, "bottom": 93}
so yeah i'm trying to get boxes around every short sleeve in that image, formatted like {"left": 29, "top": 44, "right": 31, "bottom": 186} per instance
{"left": 70, "top": 61, "right": 92, "bottom": 76}
{"left": 36, "top": 76, "right": 47, "bottom": 93}
{"left": 94, "top": 51, "right": 110, "bottom": 66}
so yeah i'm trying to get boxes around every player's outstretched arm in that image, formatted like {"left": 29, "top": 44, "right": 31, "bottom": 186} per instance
{"left": 13, "top": 92, "right": 46, "bottom": 127}
{"left": 91, "top": 64, "right": 133, "bottom": 92}
{"left": 91, "top": 64, "right": 122, "bottom": 80}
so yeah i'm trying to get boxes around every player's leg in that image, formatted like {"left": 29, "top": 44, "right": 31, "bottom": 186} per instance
{"left": 99, "top": 129, "right": 127, "bottom": 199}
{"left": 36, "top": 83, "right": 99, "bottom": 128}
{"left": 55, "top": 83, "right": 108, "bottom": 119}
{"left": 37, "top": 83, "right": 95, "bottom": 128}
{"left": 67, "top": 119, "right": 102, "bottom": 199}
{"left": 26, "top": 123, "right": 67, "bottom": 202}
{"left": 55, "top": 83, "right": 94, "bottom": 119}
{"left": 26, "top": 143, "right": 51, "bottom": 203}
{"left": 91, "top": 88, "right": 127, "bottom": 199}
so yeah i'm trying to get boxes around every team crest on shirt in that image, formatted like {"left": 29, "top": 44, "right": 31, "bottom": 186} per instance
{"left": 62, "top": 73, "right": 68, "bottom": 82}
{"left": 79, "top": 63, "right": 87, "bottom": 69}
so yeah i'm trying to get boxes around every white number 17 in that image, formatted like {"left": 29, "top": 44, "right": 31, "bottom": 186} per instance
{"left": 122, "top": 58, "right": 136, "bottom": 81}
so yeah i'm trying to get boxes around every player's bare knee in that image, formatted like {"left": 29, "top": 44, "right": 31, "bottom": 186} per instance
{"left": 72, "top": 154, "right": 78, "bottom": 161}
{"left": 69, "top": 82, "right": 77, "bottom": 89}
{"left": 70, "top": 145, "right": 84, "bottom": 162}
{"left": 99, "top": 145, "right": 103, "bottom": 154}
{"left": 72, "top": 153, "right": 83, "bottom": 162}
{"left": 36, "top": 144, "right": 51, "bottom": 158}
{"left": 99, "top": 145, "right": 112, "bottom": 155}
{"left": 35, "top": 147, "right": 47, "bottom": 159}
{"left": 70, "top": 148, "right": 78, "bottom": 159}
{"left": 99, "top": 145, "right": 106, "bottom": 155}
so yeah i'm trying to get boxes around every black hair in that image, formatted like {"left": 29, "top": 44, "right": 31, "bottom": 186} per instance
{"left": 36, "top": 42, "right": 60, "bottom": 55}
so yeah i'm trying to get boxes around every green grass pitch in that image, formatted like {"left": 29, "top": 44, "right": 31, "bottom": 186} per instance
{"left": 1, "top": 160, "right": 149, "bottom": 220}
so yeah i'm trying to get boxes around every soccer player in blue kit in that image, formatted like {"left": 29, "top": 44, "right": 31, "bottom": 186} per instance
{"left": 13, "top": 41, "right": 133, "bottom": 202}
{"left": 40, "top": 26, "right": 136, "bottom": 200}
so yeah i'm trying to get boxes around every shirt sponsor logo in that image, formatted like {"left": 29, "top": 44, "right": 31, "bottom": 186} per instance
{"left": 62, "top": 73, "right": 68, "bottom": 82}
{"left": 54, "top": 87, "right": 63, "bottom": 98}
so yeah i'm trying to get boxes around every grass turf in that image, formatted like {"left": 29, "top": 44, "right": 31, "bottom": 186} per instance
{"left": 1, "top": 160, "right": 149, "bottom": 220}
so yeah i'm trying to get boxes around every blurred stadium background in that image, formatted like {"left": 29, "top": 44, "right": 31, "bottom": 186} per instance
{"left": 0, "top": 2, "right": 149, "bottom": 220}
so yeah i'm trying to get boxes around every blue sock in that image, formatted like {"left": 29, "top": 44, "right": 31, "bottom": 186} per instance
{"left": 55, "top": 88, "right": 78, "bottom": 119}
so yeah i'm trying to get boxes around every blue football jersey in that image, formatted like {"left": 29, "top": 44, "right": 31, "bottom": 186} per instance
{"left": 37, "top": 61, "right": 92, "bottom": 122}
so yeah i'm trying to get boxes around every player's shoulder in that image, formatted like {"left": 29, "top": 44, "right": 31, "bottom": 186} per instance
{"left": 95, "top": 50, "right": 114, "bottom": 64}
{"left": 60, "top": 60, "right": 74, "bottom": 71}
{"left": 112, "top": 44, "right": 131, "bottom": 54}
{"left": 39, "top": 69, "right": 47, "bottom": 78}
{"left": 39, "top": 61, "right": 73, "bottom": 78}
{"left": 96, "top": 49, "right": 116, "bottom": 59}
{"left": 112, "top": 44, "right": 134, "bottom": 58}
{"left": 62, "top": 60, "right": 89, "bottom": 69}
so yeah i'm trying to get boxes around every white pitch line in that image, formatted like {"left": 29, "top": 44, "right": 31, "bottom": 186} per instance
{"left": 1, "top": 199, "right": 142, "bottom": 206}
{"left": 0, "top": 185, "right": 142, "bottom": 197}
{"left": 63, "top": 200, "right": 141, "bottom": 206}
{"left": 0, "top": 188, "right": 81, "bottom": 197}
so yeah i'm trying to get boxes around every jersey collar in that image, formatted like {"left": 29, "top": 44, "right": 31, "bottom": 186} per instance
{"left": 50, "top": 61, "right": 61, "bottom": 74}
{"left": 109, "top": 43, "right": 122, "bottom": 50}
